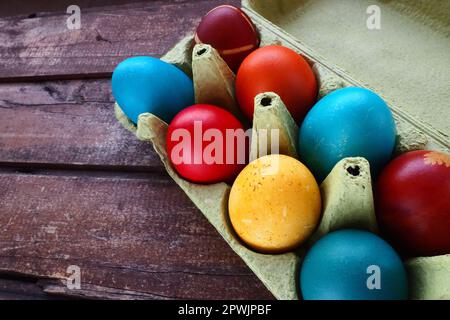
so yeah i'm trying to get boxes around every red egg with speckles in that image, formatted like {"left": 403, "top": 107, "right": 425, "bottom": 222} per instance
{"left": 195, "top": 5, "right": 260, "bottom": 73}
{"left": 167, "top": 104, "right": 247, "bottom": 184}
{"left": 375, "top": 150, "right": 450, "bottom": 257}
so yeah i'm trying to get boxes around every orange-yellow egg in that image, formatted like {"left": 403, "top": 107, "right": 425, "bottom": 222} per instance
{"left": 228, "top": 154, "right": 321, "bottom": 253}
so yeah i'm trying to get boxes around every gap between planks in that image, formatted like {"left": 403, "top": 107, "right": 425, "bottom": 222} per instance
{"left": 0, "top": 0, "right": 241, "bottom": 81}
{"left": 0, "top": 164, "right": 171, "bottom": 180}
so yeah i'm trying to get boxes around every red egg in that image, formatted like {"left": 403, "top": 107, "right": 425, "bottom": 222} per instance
{"left": 375, "top": 150, "right": 450, "bottom": 257}
{"left": 195, "top": 5, "right": 260, "bottom": 73}
{"left": 167, "top": 104, "right": 248, "bottom": 184}
{"left": 235, "top": 45, "right": 317, "bottom": 123}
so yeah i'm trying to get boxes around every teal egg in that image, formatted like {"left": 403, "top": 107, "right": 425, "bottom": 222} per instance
{"left": 300, "top": 229, "right": 408, "bottom": 300}
{"left": 298, "top": 87, "right": 396, "bottom": 181}
{"left": 112, "top": 56, "right": 194, "bottom": 124}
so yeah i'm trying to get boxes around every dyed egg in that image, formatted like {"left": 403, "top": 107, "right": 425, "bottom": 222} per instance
{"left": 195, "top": 5, "right": 259, "bottom": 73}
{"left": 300, "top": 229, "right": 408, "bottom": 300}
{"left": 298, "top": 87, "right": 396, "bottom": 182}
{"left": 112, "top": 56, "right": 194, "bottom": 124}
{"left": 376, "top": 150, "right": 450, "bottom": 257}
{"left": 235, "top": 45, "right": 317, "bottom": 123}
{"left": 167, "top": 104, "right": 247, "bottom": 184}
{"left": 228, "top": 155, "right": 321, "bottom": 253}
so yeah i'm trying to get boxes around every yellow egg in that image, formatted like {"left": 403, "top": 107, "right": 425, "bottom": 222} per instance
{"left": 229, "top": 154, "right": 321, "bottom": 253}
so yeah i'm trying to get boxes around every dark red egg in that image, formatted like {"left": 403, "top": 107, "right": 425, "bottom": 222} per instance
{"left": 195, "top": 5, "right": 260, "bottom": 73}
{"left": 375, "top": 150, "right": 450, "bottom": 257}
{"left": 167, "top": 104, "right": 248, "bottom": 184}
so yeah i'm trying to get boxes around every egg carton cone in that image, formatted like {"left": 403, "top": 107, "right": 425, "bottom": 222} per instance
{"left": 192, "top": 44, "right": 247, "bottom": 125}
{"left": 405, "top": 254, "right": 450, "bottom": 300}
{"left": 310, "top": 157, "right": 378, "bottom": 244}
{"left": 114, "top": 19, "right": 443, "bottom": 299}
{"left": 250, "top": 92, "right": 299, "bottom": 160}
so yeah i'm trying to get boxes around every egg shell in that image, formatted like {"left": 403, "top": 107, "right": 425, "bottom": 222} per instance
{"left": 298, "top": 87, "right": 396, "bottom": 182}
{"left": 195, "top": 5, "right": 260, "bottom": 73}
{"left": 300, "top": 229, "right": 408, "bottom": 300}
{"left": 375, "top": 150, "right": 450, "bottom": 257}
{"left": 228, "top": 154, "right": 321, "bottom": 253}
{"left": 112, "top": 56, "right": 194, "bottom": 124}
{"left": 235, "top": 45, "right": 318, "bottom": 123}
{"left": 166, "top": 104, "right": 247, "bottom": 184}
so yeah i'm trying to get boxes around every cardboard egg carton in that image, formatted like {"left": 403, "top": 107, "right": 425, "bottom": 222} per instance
{"left": 114, "top": 5, "right": 449, "bottom": 300}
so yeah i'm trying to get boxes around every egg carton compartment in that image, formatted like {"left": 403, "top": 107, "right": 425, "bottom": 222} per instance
{"left": 114, "top": 12, "right": 449, "bottom": 300}
{"left": 244, "top": 0, "right": 450, "bottom": 153}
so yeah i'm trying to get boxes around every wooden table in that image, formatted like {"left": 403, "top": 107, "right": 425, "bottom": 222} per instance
{"left": 0, "top": 0, "right": 273, "bottom": 300}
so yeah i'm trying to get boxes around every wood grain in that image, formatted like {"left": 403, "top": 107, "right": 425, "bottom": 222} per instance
{"left": 0, "top": 79, "right": 164, "bottom": 170}
{"left": 0, "top": 0, "right": 147, "bottom": 17}
{"left": 0, "top": 0, "right": 240, "bottom": 81}
{"left": 0, "top": 171, "right": 273, "bottom": 300}
{"left": 0, "top": 277, "right": 59, "bottom": 300}
{"left": 0, "top": 0, "right": 274, "bottom": 300}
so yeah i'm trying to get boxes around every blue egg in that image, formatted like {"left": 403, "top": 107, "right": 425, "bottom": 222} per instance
{"left": 112, "top": 56, "right": 194, "bottom": 124}
{"left": 300, "top": 229, "right": 408, "bottom": 300}
{"left": 298, "top": 87, "right": 396, "bottom": 181}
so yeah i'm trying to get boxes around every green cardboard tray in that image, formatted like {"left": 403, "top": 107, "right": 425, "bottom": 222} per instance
{"left": 114, "top": 0, "right": 450, "bottom": 300}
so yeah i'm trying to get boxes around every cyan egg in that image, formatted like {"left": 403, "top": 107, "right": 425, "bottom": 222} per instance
{"left": 300, "top": 229, "right": 408, "bottom": 300}
{"left": 112, "top": 56, "right": 194, "bottom": 124}
{"left": 298, "top": 87, "right": 396, "bottom": 181}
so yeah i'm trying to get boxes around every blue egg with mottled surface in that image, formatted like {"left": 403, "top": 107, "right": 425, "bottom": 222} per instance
{"left": 112, "top": 56, "right": 194, "bottom": 124}
{"left": 298, "top": 87, "right": 396, "bottom": 181}
{"left": 300, "top": 229, "right": 408, "bottom": 300}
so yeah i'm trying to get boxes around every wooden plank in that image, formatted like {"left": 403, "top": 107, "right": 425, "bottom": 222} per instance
{"left": 39, "top": 279, "right": 164, "bottom": 299}
{"left": 0, "top": 277, "right": 59, "bottom": 300}
{"left": 0, "top": 0, "right": 240, "bottom": 81}
{"left": 0, "top": 0, "right": 146, "bottom": 17}
{"left": 0, "top": 79, "right": 165, "bottom": 170}
{"left": 0, "top": 171, "right": 274, "bottom": 300}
